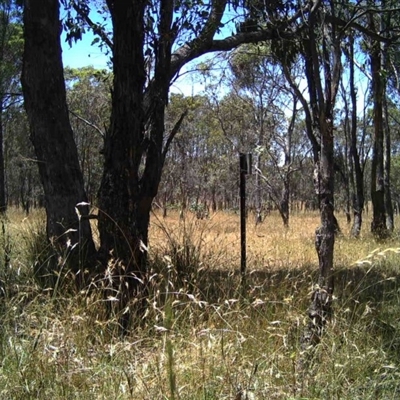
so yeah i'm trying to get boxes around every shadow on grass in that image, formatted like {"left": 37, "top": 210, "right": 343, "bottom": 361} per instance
{"left": 190, "top": 261, "right": 400, "bottom": 361}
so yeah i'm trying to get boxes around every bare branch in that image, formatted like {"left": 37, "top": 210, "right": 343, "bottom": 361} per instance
{"left": 69, "top": 109, "right": 105, "bottom": 138}
{"left": 162, "top": 109, "right": 188, "bottom": 161}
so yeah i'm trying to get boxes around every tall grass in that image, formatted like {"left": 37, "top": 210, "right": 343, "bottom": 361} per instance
{"left": 0, "top": 208, "right": 400, "bottom": 399}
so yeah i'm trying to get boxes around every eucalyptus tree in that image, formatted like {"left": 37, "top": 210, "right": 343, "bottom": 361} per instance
{"left": 368, "top": 5, "right": 389, "bottom": 238}
{"left": 22, "top": 0, "right": 318, "bottom": 325}
{"left": 0, "top": 0, "right": 23, "bottom": 213}
{"left": 227, "top": 44, "right": 300, "bottom": 226}
{"left": 22, "top": 0, "right": 97, "bottom": 279}
{"left": 380, "top": 1, "right": 400, "bottom": 232}
{"left": 360, "top": 0, "right": 400, "bottom": 238}
{"left": 297, "top": 0, "right": 343, "bottom": 345}
{"left": 255, "top": 0, "right": 344, "bottom": 347}
{"left": 341, "top": 33, "right": 367, "bottom": 237}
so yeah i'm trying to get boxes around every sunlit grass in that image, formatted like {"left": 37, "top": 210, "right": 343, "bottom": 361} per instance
{"left": 0, "top": 208, "right": 400, "bottom": 399}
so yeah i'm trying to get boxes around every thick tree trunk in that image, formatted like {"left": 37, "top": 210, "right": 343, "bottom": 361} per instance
{"left": 97, "top": 1, "right": 171, "bottom": 329}
{"left": 97, "top": 2, "right": 148, "bottom": 325}
{"left": 22, "top": 0, "right": 96, "bottom": 274}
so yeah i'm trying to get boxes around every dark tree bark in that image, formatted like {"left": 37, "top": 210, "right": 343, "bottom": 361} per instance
{"left": 384, "top": 95, "right": 394, "bottom": 232}
{"left": 21, "top": 0, "right": 96, "bottom": 273}
{"left": 299, "top": 0, "right": 341, "bottom": 350}
{"left": 0, "top": 5, "right": 11, "bottom": 214}
{"left": 97, "top": 0, "right": 189, "bottom": 327}
{"left": 0, "top": 103, "right": 6, "bottom": 214}
{"left": 279, "top": 95, "right": 297, "bottom": 228}
{"left": 254, "top": 94, "right": 265, "bottom": 225}
{"left": 97, "top": 1, "right": 150, "bottom": 325}
{"left": 369, "top": 19, "right": 388, "bottom": 239}
{"left": 22, "top": 0, "right": 325, "bottom": 328}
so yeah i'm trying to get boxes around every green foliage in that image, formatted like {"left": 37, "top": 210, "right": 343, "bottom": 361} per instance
{"left": 0, "top": 0, "right": 23, "bottom": 107}
{"left": 65, "top": 66, "right": 111, "bottom": 202}
{"left": 230, "top": 43, "right": 272, "bottom": 89}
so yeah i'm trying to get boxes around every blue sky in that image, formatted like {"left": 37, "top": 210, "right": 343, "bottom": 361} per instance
{"left": 61, "top": 31, "right": 205, "bottom": 96}
{"left": 61, "top": 30, "right": 110, "bottom": 70}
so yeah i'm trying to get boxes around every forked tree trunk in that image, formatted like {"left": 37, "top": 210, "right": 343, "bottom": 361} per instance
{"left": 97, "top": 1, "right": 172, "bottom": 329}
{"left": 97, "top": 1, "right": 149, "bottom": 327}
{"left": 299, "top": 1, "right": 340, "bottom": 354}
{"left": 22, "top": 0, "right": 96, "bottom": 275}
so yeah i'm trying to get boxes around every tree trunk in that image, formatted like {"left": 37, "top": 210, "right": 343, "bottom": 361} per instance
{"left": 348, "top": 36, "right": 364, "bottom": 238}
{"left": 97, "top": 1, "right": 148, "bottom": 326}
{"left": 307, "top": 121, "right": 335, "bottom": 344}
{"left": 0, "top": 102, "right": 6, "bottom": 214}
{"left": 21, "top": 0, "right": 96, "bottom": 275}
{"left": 97, "top": 1, "right": 172, "bottom": 329}
{"left": 370, "top": 35, "right": 388, "bottom": 239}
{"left": 279, "top": 96, "right": 296, "bottom": 229}
{"left": 299, "top": 2, "right": 340, "bottom": 354}
{"left": 255, "top": 150, "right": 263, "bottom": 225}
{"left": 0, "top": 6, "right": 9, "bottom": 215}
{"left": 383, "top": 89, "right": 393, "bottom": 232}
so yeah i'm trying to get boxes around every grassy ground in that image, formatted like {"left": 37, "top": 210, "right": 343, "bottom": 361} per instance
{"left": 0, "top": 208, "right": 400, "bottom": 399}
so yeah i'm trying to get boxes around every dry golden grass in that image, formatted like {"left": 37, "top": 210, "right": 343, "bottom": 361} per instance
{"left": 1, "top": 208, "right": 400, "bottom": 399}
{"left": 150, "top": 209, "right": 390, "bottom": 272}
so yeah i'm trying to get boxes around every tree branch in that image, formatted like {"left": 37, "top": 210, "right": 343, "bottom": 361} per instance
{"left": 162, "top": 109, "right": 188, "bottom": 161}
{"left": 69, "top": 109, "right": 105, "bottom": 138}
{"left": 326, "top": 14, "right": 400, "bottom": 44}
{"left": 71, "top": 1, "right": 113, "bottom": 50}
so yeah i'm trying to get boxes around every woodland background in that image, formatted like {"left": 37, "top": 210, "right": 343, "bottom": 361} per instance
{"left": 1, "top": 0, "right": 400, "bottom": 398}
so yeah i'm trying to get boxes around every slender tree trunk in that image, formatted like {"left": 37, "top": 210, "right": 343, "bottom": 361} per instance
{"left": 344, "top": 119, "right": 351, "bottom": 225}
{"left": 255, "top": 103, "right": 264, "bottom": 225}
{"left": 255, "top": 150, "right": 263, "bottom": 224}
{"left": 279, "top": 96, "right": 296, "bottom": 228}
{"left": 348, "top": 36, "right": 364, "bottom": 238}
{"left": 300, "top": 2, "right": 340, "bottom": 353}
{"left": 0, "top": 102, "right": 6, "bottom": 214}
{"left": 280, "top": 182, "right": 289, "bottom": 227}
{"left": 0, "top": 8, "right": 8, "bottom": 215}
{"left": 383, "top": 87, "right": 393, "bottom": 232}
{"left": 306, "top": 121, "right": 335, "bottom": 345}
{"left": 370, "top": 35, "right": 388, "bottom": 239}
{"left": 22, "top": 0, "right": 96, "bottom": 274}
